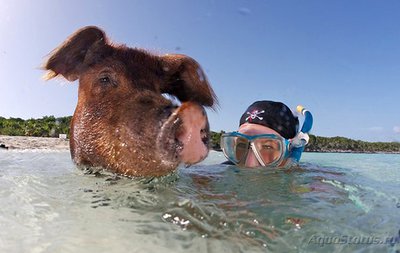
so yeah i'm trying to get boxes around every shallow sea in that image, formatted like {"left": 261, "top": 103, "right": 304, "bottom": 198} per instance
{"left": 0, "top": 150, "right": 399, "bottom": 253}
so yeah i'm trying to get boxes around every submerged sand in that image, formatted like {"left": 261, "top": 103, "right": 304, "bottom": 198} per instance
{"left": 0, "top": 135, "right": 69, "bottom": 150}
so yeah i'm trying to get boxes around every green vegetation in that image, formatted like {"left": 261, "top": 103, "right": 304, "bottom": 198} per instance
{"left": 1, "top": 116, "right": 399, "bottom": 153}
{"left": 210, "top": 130, "right": 225, "bottom": 150}
{"left": 210, "top": 131, "right": 400, "bottom": 154}
{"left": 305, "top": 134, "right": 400, "bottom": 153}
{"left": 0, "top": 116, "right": 71, "bottom": 137}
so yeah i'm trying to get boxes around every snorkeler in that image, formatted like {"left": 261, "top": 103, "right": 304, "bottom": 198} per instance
{"left": 220, "top": 100, "right": 313, "bottom": 168}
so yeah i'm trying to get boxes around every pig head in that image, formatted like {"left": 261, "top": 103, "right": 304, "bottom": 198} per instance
{"left": 44, "top": 26, "right": 217, "bottom": 177}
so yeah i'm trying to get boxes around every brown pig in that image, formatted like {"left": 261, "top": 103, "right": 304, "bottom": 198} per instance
{"left": 44, "top": 26, "right": 218, "bottom": 177}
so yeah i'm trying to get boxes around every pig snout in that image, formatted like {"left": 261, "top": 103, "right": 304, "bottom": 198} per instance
{"left": 175, "top": 102, "right": 210, "bottom": 164}
{"left": 157, "top": 102, "right": 209, "bottom": 166}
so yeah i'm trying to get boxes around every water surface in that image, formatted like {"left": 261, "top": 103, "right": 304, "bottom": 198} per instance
{"left": 0, "top": 150, "right": 399, "bottom": 252}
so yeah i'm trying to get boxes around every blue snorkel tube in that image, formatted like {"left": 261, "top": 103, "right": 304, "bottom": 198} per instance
{"left": 288, "top": 105, "right": 313, "bottom": 162}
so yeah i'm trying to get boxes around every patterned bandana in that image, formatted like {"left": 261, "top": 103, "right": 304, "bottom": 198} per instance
{"left": 239, "top": 100, "right": 299, "bottom": 139}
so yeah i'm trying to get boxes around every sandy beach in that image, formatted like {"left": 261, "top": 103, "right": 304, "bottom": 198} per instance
{"left": 0, "top": 135, "right": 69, "bottom": 150}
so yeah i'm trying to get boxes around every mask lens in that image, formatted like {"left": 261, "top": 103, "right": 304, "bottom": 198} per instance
{"left": 253, "top": 138, "right": 283, "bottom": 165}
{"left": 221, "top": 135, "right": 250, "bottom": 164}
{"left": 234, "top": 137, "right": 249, "bottom": 164}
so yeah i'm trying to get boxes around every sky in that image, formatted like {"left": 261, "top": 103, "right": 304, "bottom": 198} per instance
{"left": 0, "top": 0, "right": 399, "bottom": 142}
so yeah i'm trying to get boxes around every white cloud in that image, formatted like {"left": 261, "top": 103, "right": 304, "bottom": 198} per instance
{"left": 393, "top": 126, "right": 400, "bottom": 134}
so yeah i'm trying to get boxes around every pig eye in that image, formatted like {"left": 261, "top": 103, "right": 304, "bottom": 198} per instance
{"left": 98, "top": 74, "right": 117, "bottom": 87}
{"left": 99, "top": 76, "right": 111, "bottom": 84}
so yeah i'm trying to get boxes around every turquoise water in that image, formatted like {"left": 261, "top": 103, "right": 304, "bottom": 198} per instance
{"left": 0, "top": 150, "right": 399, "bottom": 253}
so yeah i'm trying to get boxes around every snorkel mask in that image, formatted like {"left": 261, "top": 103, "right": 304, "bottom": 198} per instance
{"left": 221, "top": 105, "right": 313, "bottom": 167}
{"left": 221, "top": 132, "right": 290, "bottom": 167}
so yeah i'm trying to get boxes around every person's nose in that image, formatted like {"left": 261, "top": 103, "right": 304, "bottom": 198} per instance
{"left": 244, "top": 149, "right": 261, "bottom": 167}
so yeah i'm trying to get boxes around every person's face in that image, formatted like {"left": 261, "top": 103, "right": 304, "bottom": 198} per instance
{"left": 238, "top": 123, "right": 286, "bottom": 168}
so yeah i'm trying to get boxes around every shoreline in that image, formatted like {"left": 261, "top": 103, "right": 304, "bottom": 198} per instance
{"left": 0, "top": 135, "right": 69, "bottom": 151}
{"left": 304, "top": 150, "right": 400, "bottom": 155}
{"left": 1, "top": 135, "right": 399, "bottom": 154}
{"left": 211, "top": 148, "right": 400, "bottom": 155}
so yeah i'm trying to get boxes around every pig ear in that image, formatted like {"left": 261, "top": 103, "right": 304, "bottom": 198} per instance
{"left": 160, "top": 54, "right": 218, "bottom": 109}
{"left": 43, "top": 26, "right": 107, "bottom": 81}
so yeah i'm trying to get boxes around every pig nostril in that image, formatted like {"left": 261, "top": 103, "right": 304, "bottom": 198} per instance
{"left": 200, "top": 128, "right": 207, "bottom": 136}
{"left": 202, "top": 137, "right": 209, "bottom": 146}
{"left": 201, "top": 129, "right": 209, "bottom": 146}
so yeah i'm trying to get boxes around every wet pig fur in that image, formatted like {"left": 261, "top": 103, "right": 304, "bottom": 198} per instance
{"left": 44, "top": 26, "right": 218, "bottom": 177}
